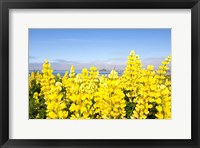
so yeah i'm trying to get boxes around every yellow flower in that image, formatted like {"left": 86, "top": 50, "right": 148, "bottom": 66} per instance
{"left": 70, "top": 103, "right": 76, "bottom": 112}
{"left": 156, "top": 106, "right": 163, "bottom": 112}
{"left": 29, "top": 51, "right": 171, "bottom": 119}
{"left": 47, "top": 111, "right": 57, "bottom": 119}
{"left": 147, "top": 65, "right": 154, "bottom": 71}
{"left": 58, "top": 111, "right": 68, "bottom": 119}
{"left": 160, "top": 84, "right": 166, "bottom": 89}
{"left": 156, "top": 98, "right": 162, "bottom": 104}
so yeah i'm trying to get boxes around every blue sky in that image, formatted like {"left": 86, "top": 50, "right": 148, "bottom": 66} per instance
{"left": 29, "top": 29, "right": 171, "bottom": 71}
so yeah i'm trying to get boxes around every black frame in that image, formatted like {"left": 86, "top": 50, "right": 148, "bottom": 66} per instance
{"left": 0, "top": 0, "right": 200, "bottom": 148}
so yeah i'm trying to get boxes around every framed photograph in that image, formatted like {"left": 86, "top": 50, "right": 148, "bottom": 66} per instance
{"left": 0, "top": 0, "right": 199, "bottom": 147}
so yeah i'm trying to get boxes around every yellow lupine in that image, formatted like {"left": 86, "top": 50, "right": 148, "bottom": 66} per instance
{"left": 94, "top": 70, "right": 126, "bottom": 119}
{"left": 39, "top": 59, "right": 68, "bottom": 119}
{"left": 29, "top": 50, "right": 171, "bottom": 119}
{"left": 66, "top": 67, "right": 98, "bottom": 119}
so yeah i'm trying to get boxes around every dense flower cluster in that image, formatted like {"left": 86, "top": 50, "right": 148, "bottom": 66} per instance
{"left": 29, "top": 50, "right": 171, "bottom": 119}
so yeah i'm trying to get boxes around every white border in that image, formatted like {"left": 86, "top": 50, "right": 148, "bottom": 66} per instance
{"left": 9, "top": 9, "right": 191, "bottom": 139}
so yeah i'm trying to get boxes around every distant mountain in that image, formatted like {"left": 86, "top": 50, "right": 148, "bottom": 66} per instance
{"left": 100, "top": 68, "right": 107, "bottom": 71}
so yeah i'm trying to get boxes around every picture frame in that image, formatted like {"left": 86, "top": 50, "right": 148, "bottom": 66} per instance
{"left": 0, "top": 0, "right": 199, "bottom": 148}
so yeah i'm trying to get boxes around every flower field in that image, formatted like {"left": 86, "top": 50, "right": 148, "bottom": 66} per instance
{"left": 29, "top": 50, "right": 171, "bottom": 119}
